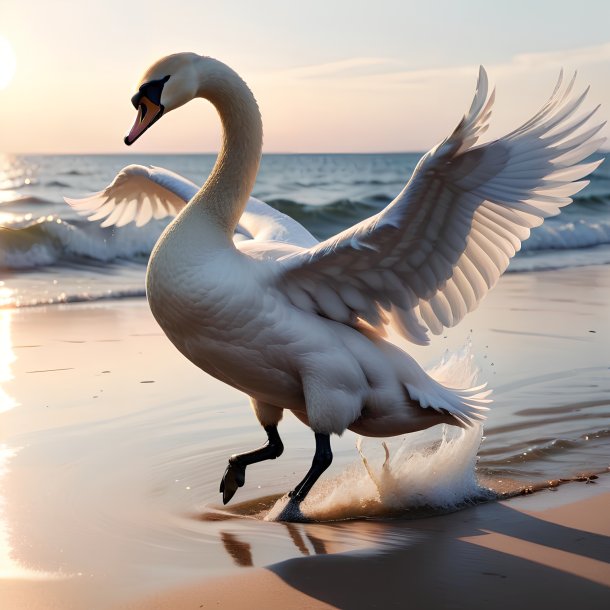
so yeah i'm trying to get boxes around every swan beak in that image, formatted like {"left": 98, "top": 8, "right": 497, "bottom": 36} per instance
{"left": 124, "top": 97, "right": 164, "bottom": 146}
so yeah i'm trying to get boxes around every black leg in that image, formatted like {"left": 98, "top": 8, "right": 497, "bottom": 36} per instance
{"left": 220, "top": 425, "right": 284, "bottom": 505}
{"left": 288, "top": 433, "right": 333, "bottom": 503}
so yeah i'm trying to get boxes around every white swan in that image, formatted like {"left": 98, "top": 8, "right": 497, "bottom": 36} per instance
{"left": 68, "top": 53, "right": 604, "bottom": 505}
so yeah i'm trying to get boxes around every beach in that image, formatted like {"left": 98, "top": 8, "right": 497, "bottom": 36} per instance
{"left": 0, "top": 264, "right": 608, "bottom": 609}
{"left": 121, "top": 478, "right": 610, "bottom": 610}
{"left": 1, "top": 0, "right": 610, "bottom": 604}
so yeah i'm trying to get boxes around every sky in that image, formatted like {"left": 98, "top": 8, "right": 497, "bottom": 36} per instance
{"left": 0, "top": 0, "right": 609, "bottom": 154}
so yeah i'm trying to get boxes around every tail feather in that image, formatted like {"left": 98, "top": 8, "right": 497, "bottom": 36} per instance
{"left": 405, "top": 379, "right": 491, "bottom": 426}
{"left": 404, "top": 344, "right": 492, "bottom": 427}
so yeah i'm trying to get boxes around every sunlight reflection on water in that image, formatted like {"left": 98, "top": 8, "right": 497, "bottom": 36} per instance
{"left": 0, "top": 445, "right": 63, "bottom": 580}
{"left": 0, "top": 309, "right": 16, "bottom": 413}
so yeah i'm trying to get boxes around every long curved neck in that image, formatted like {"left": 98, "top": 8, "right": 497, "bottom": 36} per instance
{"left": 189, "top": 57, "right": 263, "bottom": 238}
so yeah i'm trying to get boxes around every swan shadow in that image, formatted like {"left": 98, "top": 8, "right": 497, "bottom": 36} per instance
{"left": 262, "top": 493, "right": 610, "bottom": 609}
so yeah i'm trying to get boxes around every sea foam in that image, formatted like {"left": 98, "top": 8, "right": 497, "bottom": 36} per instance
{"left": 0, "top": 214, "right": 167, "bottom": 270}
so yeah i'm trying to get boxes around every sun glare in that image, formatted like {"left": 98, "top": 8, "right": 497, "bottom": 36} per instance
{"left": 0, "top": 36, "right": 16, "bottom": 90}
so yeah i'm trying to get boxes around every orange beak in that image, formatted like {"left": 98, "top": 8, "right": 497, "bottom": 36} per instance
{"left": 124, "top": 97, "right": 164, "bottom": 145}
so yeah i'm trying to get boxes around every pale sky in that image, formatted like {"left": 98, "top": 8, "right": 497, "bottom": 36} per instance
{"left": 0, "top": 0, "right": 609, "bottom": 153}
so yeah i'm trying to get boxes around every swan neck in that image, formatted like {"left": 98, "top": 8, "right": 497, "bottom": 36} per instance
{"left": 191, "top": 58, "right": 262, "bottom": 237}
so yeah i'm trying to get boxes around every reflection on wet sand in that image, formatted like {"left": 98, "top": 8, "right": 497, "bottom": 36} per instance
{"left": 0, "top": 309, "right": 16, "bottom": 414}
{"left": 0, "top": 309, "right": 22, "bottom": 579}
{"left": 208, "top": 494, "right": 423, "bottom": 571}
{"left": 220, "top": 532, "right": 253, "bottom": 567}
{"left": 0, "top": 310, "right": 59, "bottom": 581}
{"left": 219, "top": 521, "right": 337, "bottom": 567}
{"left": 217, "top": 519, "right": 406, "bottom": 567}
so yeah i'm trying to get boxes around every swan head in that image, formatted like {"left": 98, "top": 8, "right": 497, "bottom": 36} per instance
{"left": 125, "top": 52, "right": 200, "bottom": 146}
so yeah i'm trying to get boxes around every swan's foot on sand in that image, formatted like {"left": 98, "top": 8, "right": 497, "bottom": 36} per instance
{"left": 220, "top": 425, "right": 284, "bottom": 504}
{"left": 288, "top": 433, "right": 333, "bottom": 503}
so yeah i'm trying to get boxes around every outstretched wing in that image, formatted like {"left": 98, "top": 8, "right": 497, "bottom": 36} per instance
{"left": 277, "top": 67, "right": 606, "bottom": 345}
{"left": 64, "top": 165, "right": 319, "bottom": 247}
{"left": 64, "top": 164, "right": 197, "bottom": 227}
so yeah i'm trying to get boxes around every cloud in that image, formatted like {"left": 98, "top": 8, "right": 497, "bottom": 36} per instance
{"left": 271, "top": 57, "right": 403, "bottom": 80}
{"left": 510, "top": 42, "right": 610, "bottom": 68}
{"left": 251, "top": 42, "right": 609, "bottom": 152}
{"left": 261, "top": 42, "right": 610, "bottom": 91}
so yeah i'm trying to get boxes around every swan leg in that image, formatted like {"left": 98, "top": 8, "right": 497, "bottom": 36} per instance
{"left": 288, "top": 433, "right": 333, "bottom": 503}
{"left": 220, "top": 425, "right": 284, "bottom": 505}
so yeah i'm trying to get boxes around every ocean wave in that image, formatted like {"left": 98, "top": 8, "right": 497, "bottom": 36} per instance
{"left": 479, "top": 428, "right": 610, "bottom": 468}
{"left": 570, "top": 193, "right": 610, "bottom": 206}
{"left": 508, "top": 244, "right": 610, "bottom": 272}
{"left": 0, "top": 215, "right": 167, "bottom": 270}
{"left": 270, "top": 191, "right": 610, "bottom": 219}
{"left": 290, "top": 178, "right": 400, "bottom": 188}
{"left": 521, "top": 218, "right": 610, "bottom": 252}
{"left": 271, "top": 196, "right": 610, "bottom": 249}
{"left": 1, "top": 196, "right": 609, "bottom": 273}
{"left": 0, "top": 194, "right": 56, "bottom": 207}
{"left": 3, "top": 288, "right": 147, "bottom": 309}
{"left": 268, "top": 197, "right": 382, "bottom": 239}
{"left": 60, "top": 169, "right": 90, "bottom": 176}
{"left": 270, "top": 196, "right": 380, "bottom": 216}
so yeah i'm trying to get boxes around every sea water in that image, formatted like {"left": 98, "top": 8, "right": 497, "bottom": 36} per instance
{"left": 1, "top": 152, "right": 609, "bottom": 307}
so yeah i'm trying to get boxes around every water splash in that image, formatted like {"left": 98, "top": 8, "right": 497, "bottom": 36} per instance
{"left": 266, "top": 424, "right": 492, "bottom": 522}
{"left": 266, "top": 344, "right": 494, "bottom": 522}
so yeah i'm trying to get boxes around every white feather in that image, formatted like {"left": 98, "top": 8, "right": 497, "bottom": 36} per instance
{"left": 276, "top": 67, "right": 605, "bottom": 355}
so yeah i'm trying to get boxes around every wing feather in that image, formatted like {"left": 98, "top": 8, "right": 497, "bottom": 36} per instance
{"left": 64, "top": 164, "right": 197, "bottom": 227}
{"left": 276, "top": 67, "right": 605, "bottom": 345}
{"left": 65, "top": 164, "right": 319, "bottom": 248}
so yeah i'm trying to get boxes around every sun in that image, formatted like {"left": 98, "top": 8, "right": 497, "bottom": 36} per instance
{"left": 0, "top": 36, "right": 16, "bottom": 90}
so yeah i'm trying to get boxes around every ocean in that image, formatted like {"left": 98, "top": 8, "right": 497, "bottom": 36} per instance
{"left": 1, "top": 152, "right": 609, "bottom": 308}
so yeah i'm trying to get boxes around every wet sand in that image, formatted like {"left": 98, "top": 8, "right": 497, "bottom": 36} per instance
{"left": 120, "top": 477, "right": 610, "bottom": 610}
{"left": 0, "top": 265, "right": 609, "bottom": 609}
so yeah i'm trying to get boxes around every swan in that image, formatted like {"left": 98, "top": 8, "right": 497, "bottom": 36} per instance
{"left": 67, "top": 53, "right": 604, "bottom": 505}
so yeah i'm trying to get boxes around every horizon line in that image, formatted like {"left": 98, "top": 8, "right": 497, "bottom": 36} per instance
{"left": 2, "top": 150, "right": 430, "bottom": 156}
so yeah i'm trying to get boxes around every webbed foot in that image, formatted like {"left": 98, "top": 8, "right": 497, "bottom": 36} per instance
{"left": 220, "top": 458, "right": 246, "bottom": 504}
{"left": 219, "top": 425, "right": 284, "bottom": 505}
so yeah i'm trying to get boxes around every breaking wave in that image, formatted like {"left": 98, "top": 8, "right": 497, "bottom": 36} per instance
{"left": 1, "top": 198, "right": 609, "bottom": 273}
{"left": 0, "top": 214, "right": 167, "bottom": 270}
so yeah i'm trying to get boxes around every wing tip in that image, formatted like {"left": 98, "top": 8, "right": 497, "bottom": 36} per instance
{"left": 63, "top": 192, "right": 104, "bottom": 212}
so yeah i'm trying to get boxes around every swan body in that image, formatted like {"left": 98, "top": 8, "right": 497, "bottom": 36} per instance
{"left": 68, "top": 53, "right": 604, "bottom": 504}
